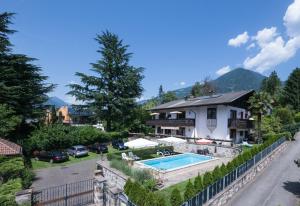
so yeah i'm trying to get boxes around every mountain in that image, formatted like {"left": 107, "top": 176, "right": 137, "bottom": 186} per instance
{"left": 171, "top": 68, "right": 266, "bottom": 98}
{"left": 44, "top": 96, "right": 69, "bottom": 108}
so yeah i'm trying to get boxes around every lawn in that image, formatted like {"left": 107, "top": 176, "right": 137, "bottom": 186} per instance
{"left": 31, "top": 152, "right": 101, "bottom": 170}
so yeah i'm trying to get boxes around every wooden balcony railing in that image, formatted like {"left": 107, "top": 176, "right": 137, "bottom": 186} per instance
{"left": 228, "top": 119, "right": 253, "bottom": 129}
{"left": 146, "top": 118, "right": 195, "bottom": 127}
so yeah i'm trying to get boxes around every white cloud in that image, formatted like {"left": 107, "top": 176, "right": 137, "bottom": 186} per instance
{"left": 227, "top": 0, "right": 300, "bottom": 73}
{"left": 216, "top": 65, "right": 231, "bottom": 76}
{"left": 246, "top": 43, "right": 255, "bottom": 50}
{"left": 253, "top": 27, "right": 278, "bottom": 47}
{"left": 228, "top": 32, "right": 249, "bottom": 47}
{"left": 179, "top": 81, "right": 186, "bottom": 86}
{"left": 284, "top": 0, "right": 300, "bottom": 37}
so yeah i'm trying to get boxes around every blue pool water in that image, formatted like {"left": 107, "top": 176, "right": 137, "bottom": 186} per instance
{"left": 140, "top": 153, "right": 214, "bottom": 171}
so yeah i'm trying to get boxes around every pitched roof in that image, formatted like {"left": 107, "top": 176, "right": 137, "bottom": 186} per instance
{"left": 151, "top": 90, "right": 254, "bottom": 111}
{"left": 0, "top": 138, "right": 22, "bottom": 156}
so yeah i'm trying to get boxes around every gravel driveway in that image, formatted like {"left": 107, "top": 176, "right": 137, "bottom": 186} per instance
{"left": 226, "top": 133, "right": 300, "bottom": 206}
{"left": 32, "top": 158, "right": 100, "bottom": 190}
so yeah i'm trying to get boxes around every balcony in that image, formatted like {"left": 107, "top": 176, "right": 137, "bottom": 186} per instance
{"left": 228, "top": 119, "right": 253, "bottom": 129}
{"left": 146, "top": 118, "right": 195, "bottom": 127}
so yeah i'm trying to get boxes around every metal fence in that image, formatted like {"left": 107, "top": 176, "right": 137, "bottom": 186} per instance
{"left": 181, "top": 137, "right": 285, "bottom": 206}
{"left": 32, "top": 179, "right": 94, "bottom": 206}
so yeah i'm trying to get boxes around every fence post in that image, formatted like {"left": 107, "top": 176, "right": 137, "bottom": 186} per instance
{"left": 65, "top": 184, "right": 68, "bottom": 206}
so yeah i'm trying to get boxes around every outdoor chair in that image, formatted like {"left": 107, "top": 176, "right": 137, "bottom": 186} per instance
{"left": 128, "top": 151, "right": 140, "bottom": 160}
{"left": 121, "top": 153, "right": 133, "bottom": 161}
{"left": 157, "top": 150, "right": 170, "bottom": 156}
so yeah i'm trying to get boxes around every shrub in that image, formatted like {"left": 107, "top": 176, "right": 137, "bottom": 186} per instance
{"left": 26, "top": 124, "right": 126, "bottom": 152}
{"left": 220, "top": 163, "right": 228, "bottom": 176}
{"left": 21, "top": 168, "right": 35, "bottom": 189}
{"left": 132, "top": 169, "right": 153, "bottom": 184}
{"left": 170, "top": 188, "right": 182, "bottom": 206}
{"left": 274, "top": 107, "right": 294, "bottom": 125}
{"left": 0, "top": 157, "right": 24, "bottom": 182}
{"left": 212, "top": 166, "right": 222, "bottom": 182}
{"left": 295, "top": 112, "right": 300, "bottom": 123}
{"left": 109, "top": 159, "right": 131, "bottom": 176}
{"left": 0, "top": 178, "right": 22, "bottom": 206}
{"left": 143, "top": 178, "right": 156, "bottom": 191}
{"left": 202, "top": 172, "right": 213, "bottom": 188}
{"left": 194, "top": 174, "right": 203, "bottom": 193}
{"left": 184, "top": 179, "right": 196, "bottom": 201}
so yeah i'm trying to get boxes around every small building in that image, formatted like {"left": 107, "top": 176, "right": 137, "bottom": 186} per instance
{"left": 57, "top": 106, "right": 93, "bottom": 125}
{"left": 0, "top": 138, "right": 22, "bottom": 156}
{"left": 146, "top": 90, "right": 254, "bottom": 143}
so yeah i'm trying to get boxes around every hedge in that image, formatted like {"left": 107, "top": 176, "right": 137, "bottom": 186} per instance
{"left": 25, "top": 124, "right": 128, "bottom": 152}
{"left": 281, "top": 122, "right": 300, "bottom": 137}
{"left": 0, "top": 178, "right": 22, "bottom": 206}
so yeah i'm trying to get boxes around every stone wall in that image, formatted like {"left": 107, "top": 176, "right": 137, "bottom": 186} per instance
{"left": 205, "top": 142, "right": 288, "bottom": 206}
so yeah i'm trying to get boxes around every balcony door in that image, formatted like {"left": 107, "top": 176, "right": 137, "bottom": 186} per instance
{"left": 230, "top": 110, "right": 237, "bottom": 119}
{"left": 230, "top": 129, "right": 237, "bottom": 140}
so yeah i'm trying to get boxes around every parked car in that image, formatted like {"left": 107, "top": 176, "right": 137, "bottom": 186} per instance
{"left": 35, "top": 151, "right": 69, "bottom": 163}
{"left": 88, "top": 143, "right": 108, "bottom": 154}
{"left": 67, "top": 145, "right": 89, "bottom": 157}
{"left": 112, "top": 139, "right": 128, "bottom": 150}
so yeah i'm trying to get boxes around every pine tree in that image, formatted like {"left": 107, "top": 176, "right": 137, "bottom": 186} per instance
{"left": 261, "top": 71, "right": 281, "bottom": 96}
{"left": 202, "top": 172, "right": 213, "bottom": 188}
{"left": 283, "top": 68, "right": 300, "bottom": 111}
{"left": 202, "top": 77, "right": 215, "bottom": 96}
{"left": 0, "top": 104, "right": 21, "bottom": 137}
{"left": 68, "top": 31, "right": 144, "bottom": 131}
{"left": 0, "top": 12, "right": 54, "bottom": 139}
{"left": 158, "top": 85, "right": 164, "bottom": 98}
{"left": 184, "top": 179, "right": 196, "bottom": 201}
{"left": 193, "top": 174, "right": 203, "bottom": 192}
{"left": 191, "top": 82, "right": 202, "bottom": 97}
{"left": 161, "top": 91, "right": 177, "bottom": 104}
{"left": 170, "top": 188, "right": 182, "bottom": 206}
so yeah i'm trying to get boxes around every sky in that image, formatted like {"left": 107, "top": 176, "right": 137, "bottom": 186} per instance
{"left": 1, "top": 0, "right": 300, "bottom": 103}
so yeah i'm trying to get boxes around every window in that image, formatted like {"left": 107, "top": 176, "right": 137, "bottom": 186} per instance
{"left": 207, "top": 108, "right": 217, "bottom": 119}
{"left": 240, "top": 131, "right": 244, "bottom": 137}
{"left": 157, "top": 127, "right": 162, "bottom": 134}
{"left": 177, "top": 111, "right": 186, "bottom": 119}
{"left": 159, "top": 113, "right": 166, "bottom": 120}
{"left": 240, "top": 112, "right": 244, "bottom": 119}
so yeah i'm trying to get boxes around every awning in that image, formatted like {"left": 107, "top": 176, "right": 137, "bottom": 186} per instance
{"left": 150, "top": 112, "right": 159, "bottom": 116}
{"left": 161, "top": 126, "right": 179, "bottom": 130}
{"left": 124, "top": 138, "right": 159, "bottom": 149}
{"left": 159, "top": 137, "right": 186, "bottom": 144}
{"left": 170, "top": 111, "right": 182, "bottom": 114}
{"left": 195, "top": 138, "right": 213, "bottom": 145}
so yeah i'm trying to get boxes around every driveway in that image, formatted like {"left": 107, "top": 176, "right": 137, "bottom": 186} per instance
{"left": 226, "top": 133, "right": 300, "bottom": 206}
{"left": 32, "top": 158, "right": 100, "bottom": 190}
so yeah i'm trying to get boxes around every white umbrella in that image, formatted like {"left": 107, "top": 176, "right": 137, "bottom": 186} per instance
{"left": 124, "top": 138, "right": 159, "bottom": 149}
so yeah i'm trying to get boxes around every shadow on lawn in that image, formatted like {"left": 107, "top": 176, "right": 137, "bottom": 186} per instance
{"left": 282, "top": 181, "right": 300, "bottom": 198}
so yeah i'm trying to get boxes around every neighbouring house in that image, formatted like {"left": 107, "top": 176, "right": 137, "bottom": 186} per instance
{"left": 57, "top": 106, "right": 94, "bottom": 125}
{"left": 0, "top": 138, "right": 22, "bottom": 156}
{"left": 147, "top": 90, "right": 255, "bottom": 143}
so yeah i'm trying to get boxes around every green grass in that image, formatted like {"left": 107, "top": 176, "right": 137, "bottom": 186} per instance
{"left": 31, "top": 152, "right": 101, "bottom": 170}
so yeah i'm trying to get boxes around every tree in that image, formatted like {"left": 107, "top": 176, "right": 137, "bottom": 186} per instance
{"left": 68, "top": 31, "right": 144, "bottom": 131}
{"left": 0, "top": 104, "right": 21, "bottom": 137}
{"left": 184, "top": 179, "right": 196, "bottom": 201}
{"left": 170, "top": 188, "right": 182, "bottom": 206}
{"left": 261, "top": 71, "right": 281, "bottom": 96}
{"left": 161, "top": 91, "right": 177, "bottom": 104}
{"left": 283, "top": 68, "right": 300, "bottom": 111}
{"left": 191, "top": 82, "right": 202, "bottom": 97}
{"left": 274, "top": 107, "right": 294, "bottom": 125}
{"left": 158, "top": 85, "right": 164, "bottom": 98}
{"left": 201, "top": 77, "right": 215, "bottom": 96}
{"left": 0, "top": 12, "right": 54, "bottom": 127}
{"left": 248, "top": 92, "right": 273, "bottom": 142}
{"left": 202, "top": 172, "right": 213, "bottom": 188}
{"left": 193, "top": 174, "right": 203, "bottom": 193}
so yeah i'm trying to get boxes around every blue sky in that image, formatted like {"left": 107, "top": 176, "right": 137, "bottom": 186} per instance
{"left": 1, "top": 0, "right": 300, "bottom": 103}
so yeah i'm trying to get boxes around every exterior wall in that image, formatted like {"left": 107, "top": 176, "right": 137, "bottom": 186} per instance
{"left": 57, "top": 106, "right": 71, "bottom": 123}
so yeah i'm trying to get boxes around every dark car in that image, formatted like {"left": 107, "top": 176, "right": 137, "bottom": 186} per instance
{"left": 112, "top": 139, "right": 128, "bottom": 150}
{"left": 35, "top": 151, "right": 69, "bottom": 163}
{"left": 88, "top": 143, "right": 108, "bottom": 154}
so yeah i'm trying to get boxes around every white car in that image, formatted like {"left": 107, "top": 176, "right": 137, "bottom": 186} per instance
{"left": 67, "top": 145, "right": 89, "bottom": 158}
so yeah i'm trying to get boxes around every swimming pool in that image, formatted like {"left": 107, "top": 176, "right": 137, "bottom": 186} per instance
{"left": 139, "top": 153, "right": 215, "bottom": 172}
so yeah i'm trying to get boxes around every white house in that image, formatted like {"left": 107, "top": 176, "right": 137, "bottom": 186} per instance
{"left": 146, "top": 90, "right": 254, "bottom": 143}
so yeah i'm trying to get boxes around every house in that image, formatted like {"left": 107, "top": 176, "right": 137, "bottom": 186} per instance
{"left": 57, "top": 106, "right": 94, "bottom": 125}
{"left": 0, "top": 138, "right": 22, "bottom": 156}
{"left": 146, "top": 90, "right": 254, "bottom": 143}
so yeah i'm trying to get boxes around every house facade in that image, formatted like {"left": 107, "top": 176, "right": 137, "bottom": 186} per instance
{"left": 57, "top": 106, "right": 93, "bottom": 125}
{"left": 146, "top": 90, "right": 254, "bottom": 143}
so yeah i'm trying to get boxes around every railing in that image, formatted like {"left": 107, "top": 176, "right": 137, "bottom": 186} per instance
{"left": 146, "top": 118, "right": 195, "bottom": 127}
{"left": 32, "top": 179, "right": 94, "bottom": 206}
{"left": 180, "top": 137, "right": 285, "bottom": 206}
{"left": 228, "top": 118, "right": 253, "bottom": 129}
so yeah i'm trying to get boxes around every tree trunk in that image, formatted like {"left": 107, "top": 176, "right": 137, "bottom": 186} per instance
{"left": 257, "top": 113, "right": 262, "bottom": 143}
